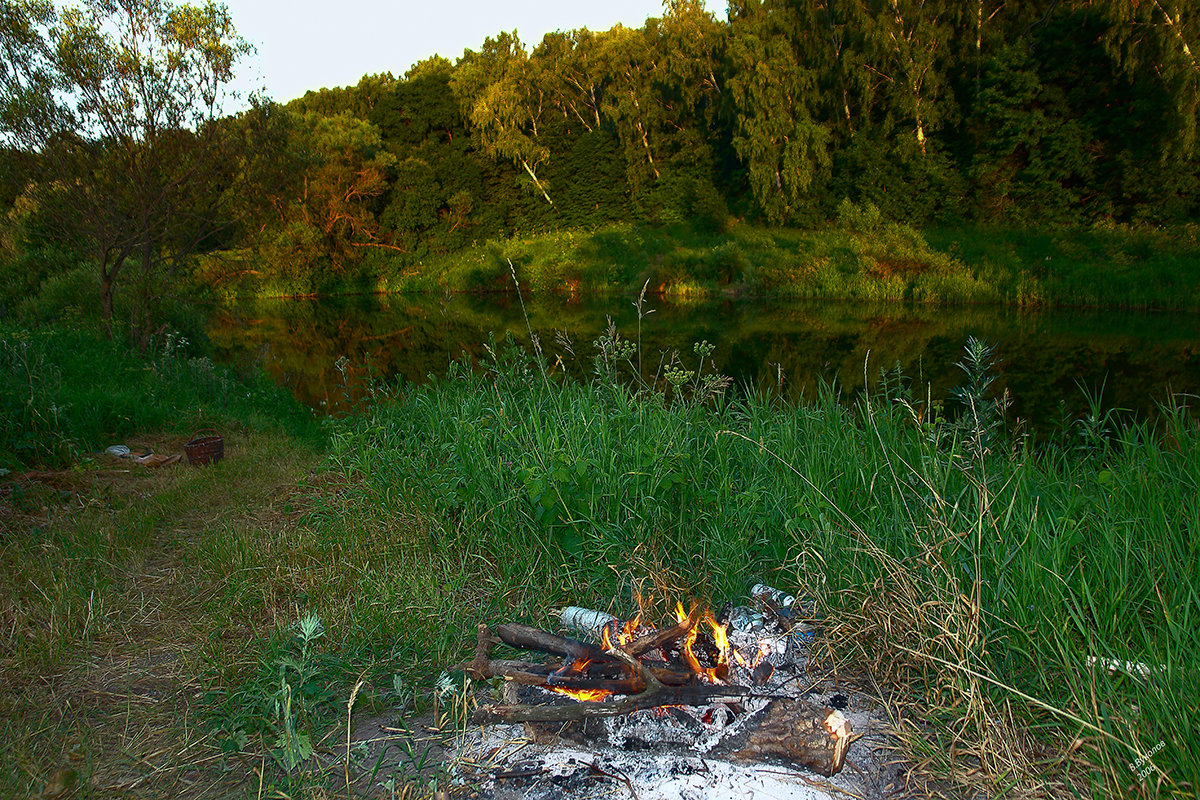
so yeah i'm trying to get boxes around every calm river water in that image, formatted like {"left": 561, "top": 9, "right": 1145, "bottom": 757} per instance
{"left": 206, "top": 293, "right": 1199, "bottom": 429}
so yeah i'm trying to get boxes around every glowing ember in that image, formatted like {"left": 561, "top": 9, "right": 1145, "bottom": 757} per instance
{"left": 549, "top": 686, "right": 612, "bottom": 702}
{"left": 649, "top": 704, "right": 685, "bottom": 718}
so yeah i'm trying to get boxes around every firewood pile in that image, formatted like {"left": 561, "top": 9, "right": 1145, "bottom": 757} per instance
{"left": 458, "top": 588, "right": 854, "bottom": 778}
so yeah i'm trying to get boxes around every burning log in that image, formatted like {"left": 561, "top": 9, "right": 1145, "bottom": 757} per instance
{"left": 622, "top": 602, "right": 703, "bottom": 657}
{"left": 471, "top": 682, "right": 758, "bottom": 725}
{"left": 495, "top": 623, "right": 607, "bottom": 661}
{"left": 726, "top": 698, "right": 853, "bottom": 778}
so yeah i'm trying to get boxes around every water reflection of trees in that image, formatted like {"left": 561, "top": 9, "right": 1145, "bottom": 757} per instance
{"left": 206, "top": 295, "right": 1199, "bottom": 424}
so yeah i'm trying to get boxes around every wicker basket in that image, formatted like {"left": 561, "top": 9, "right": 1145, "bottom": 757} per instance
{"left": 185, "top": 428, "right": 224, "bottom": 466}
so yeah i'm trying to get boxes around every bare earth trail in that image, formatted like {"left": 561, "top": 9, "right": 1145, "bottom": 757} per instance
{"left": 0, "top": 432, "right": 323, "bottom": 799}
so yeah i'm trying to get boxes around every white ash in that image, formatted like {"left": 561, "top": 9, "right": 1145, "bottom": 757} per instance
{"left": 454, "top": 689, "right": 894, "bottom": 800}
{"left": 456, "top": 635, "right": 889, "bottom": 800}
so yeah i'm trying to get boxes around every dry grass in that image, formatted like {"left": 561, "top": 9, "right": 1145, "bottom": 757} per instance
{"left": 799, "top": 454, "right": 1140, "bottom": 799}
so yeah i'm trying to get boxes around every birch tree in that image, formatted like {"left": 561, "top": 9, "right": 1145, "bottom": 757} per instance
{"left": 1095, "top": 0, "right": 1200, "bottom": 155}
{"left": 727, "top": 0, "right": 832, "bottom": 223}
{"left": 452, "top": 32, "right": 554, "bottom": 205}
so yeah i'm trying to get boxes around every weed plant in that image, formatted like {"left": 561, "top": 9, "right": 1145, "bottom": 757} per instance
{"left": 321, "top": 327, "right": 1198, "bottom": 798}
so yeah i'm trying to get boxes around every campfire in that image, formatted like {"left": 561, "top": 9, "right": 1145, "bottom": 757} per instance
{"left": 458, "top": 585, "right": 858, "bottom": 784}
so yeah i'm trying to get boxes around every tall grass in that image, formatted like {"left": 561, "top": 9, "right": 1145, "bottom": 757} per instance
{"left": 323, "top": 332, "right": 1198, "bottom": 798}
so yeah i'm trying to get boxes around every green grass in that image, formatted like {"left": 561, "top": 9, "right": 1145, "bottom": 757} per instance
{"left": 2, "top": 319, "right": 1196, "bottom": 797}
{"left": 0, "top": 323, "right": 317, "bottom": 469}
{"left": 210, "top": 212, "right": 1200, "bottom": 311}
{"left": 352, "top": 216, "right": 1005, "bottom": 304}
{"left": 315, "top": 333, "right": 1198, "bottom": 798}
{"left": 926, "top": 222, "right": 1200, "bottom": 309}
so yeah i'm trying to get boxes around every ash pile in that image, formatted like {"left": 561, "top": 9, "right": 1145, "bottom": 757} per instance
{"left": 447, "top": 585, "right": 896, "bottom": 800}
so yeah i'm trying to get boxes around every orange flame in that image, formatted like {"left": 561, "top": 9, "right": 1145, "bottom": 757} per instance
{"left": 733, "top": 640, "right": 772, "bottom": 669}
{"left": 682, "top": 621, "right": 704, "bottom": 676}
{"left": 602, "top": 613, "right": 641, "bottom": 650}
{"left": 621, "top": 613, "right": 641, "bottom": 645}
{"left": 670, "top": 608, "right": 734, "bottom": 683}
{"left": 707, "top": 613, "right": 731, "bottom": 669}
{"left": 556, "top": 657, "right": 591, "bottom": 677}
{"left": 593, "top": 598, "right": 777, "bottom": 685}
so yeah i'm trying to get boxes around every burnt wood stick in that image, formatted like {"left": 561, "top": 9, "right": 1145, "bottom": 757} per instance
{"left": 622, "top": 603, "right": 705, "bottom": 658}
{"left": 495, "top": 623, "right": 611, "bottom": 662}
{"left": 489, "top": 660, "right": 557, "bottom": 676}
{"left": 725, "top": 698, "right": 853, "bottom": 778}
{"left": 459, "top": 658, "right": 647, "bottom": 694}
{"left": 553, "top": 655, "right": 629, "bottom": 680}
{"left": 463, "top": 658, "right": 690, "bottom": 690}
{"left": 465, "top": 623, "right": 496, "bottom": 680}
{"left": 471, "top": 683, "right": 766, "bottom": 725}
{"left": 545, "top": 674, "right": 646, "bottom": 694}
{"left": 471, "top": 661, "right": 565, "bottom": 687}
{"left": 645, "top": 665, "right": 696, "bottom": 686}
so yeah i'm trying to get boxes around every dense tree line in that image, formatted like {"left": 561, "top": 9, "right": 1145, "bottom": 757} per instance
{"left": 283, "top": 0, "right": 1196, "bottom": 231}
{"left": 2, "top": 0, "right": 1198, "bottom": 316}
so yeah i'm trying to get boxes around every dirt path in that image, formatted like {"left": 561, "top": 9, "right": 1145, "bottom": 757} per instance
{"left": 0, "top": 431, "right": 321, "bottom": 799}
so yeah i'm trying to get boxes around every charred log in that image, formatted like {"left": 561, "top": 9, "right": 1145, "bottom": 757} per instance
{"left": 724, "top": 698, "right": 852, "bottom": 777}
{"left": 471, "top": 683, "right": 761, "bottom": 725}
{"left": 496, "top": 624, "right": 611, "bottom": 662}
{"left": 621, "top": 603, "right": 703, "bottom": 658}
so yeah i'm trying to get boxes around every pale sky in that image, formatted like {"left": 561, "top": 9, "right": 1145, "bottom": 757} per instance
{"left": 221, "top": 0, "right": 725, "bottom": 105}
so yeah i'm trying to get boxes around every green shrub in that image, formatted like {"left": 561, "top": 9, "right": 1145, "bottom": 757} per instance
{"left": 17, "top": 263, "right": 100, "bottom": 323}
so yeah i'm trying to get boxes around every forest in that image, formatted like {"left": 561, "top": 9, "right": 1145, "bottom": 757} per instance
{"left": 2, "top": 0, "right": 1199, "bottom": 328}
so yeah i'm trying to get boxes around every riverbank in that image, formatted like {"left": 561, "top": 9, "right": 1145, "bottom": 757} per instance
{"left": 2, "top": 325, "right": 1196, "bottom": 798}
{"left": 199, "top": 214, "right": 1200, "bottom": 312}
